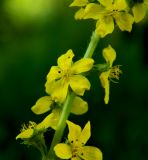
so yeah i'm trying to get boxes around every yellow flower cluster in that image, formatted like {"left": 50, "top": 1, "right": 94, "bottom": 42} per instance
{"left": 16, "top": 49, "right": 94, "bottom": 140}
{"left": 16, "top": 1, "right": 146, "bottom": 159}
{"left": 54, "top": 121, "right": 102, "bottom": 160}
{"left": 70, "top": 0, "right": 146, "bottom": 37}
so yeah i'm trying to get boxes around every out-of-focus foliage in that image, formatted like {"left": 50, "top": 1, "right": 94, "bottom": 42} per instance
{"left": 0, "top": 0, "right": 148, "bottom": 160}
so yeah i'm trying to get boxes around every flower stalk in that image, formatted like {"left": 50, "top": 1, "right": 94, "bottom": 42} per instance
{"left": 48, "top": 92, "right": 75, "bottom": 159}
{"left": 48, "top": 31, "right": 100, "bottom": 159}
{"left": 84, "top": 31, "right": 100, "bottom": 58}
{"left": 16, "top": 0, "right": 146, "bottom": 159}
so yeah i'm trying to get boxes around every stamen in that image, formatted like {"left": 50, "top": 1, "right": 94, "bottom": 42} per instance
{"left": 109, "top": 65, "right": 122, "bottom": 81}
{"left": 20, "top": 121, "right": 36, "bottom": 132}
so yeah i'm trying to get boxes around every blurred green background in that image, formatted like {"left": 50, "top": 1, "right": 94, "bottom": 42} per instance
{"left": 0, "top": 0, "right": 148, "bottom": 160}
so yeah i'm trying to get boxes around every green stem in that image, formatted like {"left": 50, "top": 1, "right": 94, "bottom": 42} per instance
{"left": 42, "top": 155, "right": 50, "bottom": 160}
{"left": 48, "top": 92, "right": 75, "bottom": 159}
{"left": 48, "top": 31, "right": 100, "bottom": 160}
{"left": 84, "top": 31, "right": 100, "bottom": 58}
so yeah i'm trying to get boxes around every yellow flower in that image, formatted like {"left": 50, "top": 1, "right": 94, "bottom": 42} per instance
{"left": 45, "top": 49, "right": 94, "bottom": 103}
{"left": 132, "top": 2, "right": 146, "bottom": 23}
{"left": 81, "top": 0, "right": 134, "bottom": 37}
{"left": 16, "top": 114, "right": 53, "bottom": 139}
{"left": 54, "top": 121, "right": 102, "bottom": 160}
{"left": 99, "top": 45, "right": 122, "bottom": 104}
{"left": 69, "top": 0, "right": 89, "bottom": 19}
{"left": 31, "top": 96, "right": 88, "bottom": 129}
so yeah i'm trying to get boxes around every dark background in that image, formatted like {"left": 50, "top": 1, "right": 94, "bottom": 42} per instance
{"left": 0, "top": 0, "right": 148, "bottom": 160}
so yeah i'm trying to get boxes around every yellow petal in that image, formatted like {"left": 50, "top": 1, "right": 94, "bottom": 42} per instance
{"left": 16, "top": 129, "right": 33, "bottom": 139}
{"left": 99, "top": 0, "right": 113, "bottom": 7}
{"left": 66, "top": 120, "right": 81, "bottom": 143}
{"left": 132, "top": 3, "right": 145, "bottom": 23}
{"left": 69, "top": 75, "right": 90, "bottom": 96}
{"left": 70, "top": 0, "right": 88, "bottom": 7}
{"left": 71, "top": 96, "right": 88, "bottom": 115}
{"left": 46, "top": 66, "right": 62, "bottom": 83}
{"left": 114, "top": 0, "right": 129, "bottom": 11}
{"left": 102, "top": 45, "right": 116, "bottom": 66}
{"left": 57, "top": 49, "right": 74, "bottom": 71}
{"left": 84, "top": 3, "right": 104, "bottom": 20}
{"left": 49, "top": 108, "right": 61, "bottom": 130}
{"left": 99, "top": 71, "right": 110, "bottom": 104}
{"left": 95, "top": 16, "right": 114, "bottom": 38}
{"left": 75, "top": 8, "right": 86, "bottom": 20}
{"left": 36, "top": 113, "right": 55, "bottom": 130}
{"left": 45, "top": 79, "right": 69, "bottom": 103}
{"left": 71, "top": 58, "right": 94, "bottom": 74}
{"left": 79, "top": 121, "right": 91, "bottom": 145}
{"left": 115, "top": 12, "right": 134, "bottom": 32}
{"left": 31, "top": 96, "right": 53, "bottom": 115}
{"left": 54, "top": 143, "right": 72, "bottom": 159}
{"left": 79, "top": 146, "right": 103, "bottom": 160}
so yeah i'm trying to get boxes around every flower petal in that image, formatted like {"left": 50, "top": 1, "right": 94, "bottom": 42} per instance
{"left": 45, "top": 79, "right": 69, "bottom": 103}
{"left": 70, "top": 75, "right": 91, "bottom": 96}
{"left": 71, "top": 58, "right": 94, "bottom": 74}
{"left": 102, "top": 45, "right": 116, "bottom": 66}
{"left": 75, "top": 8, "right": 86, "bottom": 20}
{"left": 57, "top": 49, "right": 74, "bottom": 71}
{"left": 79, "top": 121, "right": 91, "bottom": 145}
{"left": 49, "top": 108, "right": 61, "bottom": 130}
{"left": 115, "top": 12, "right": 134, "bottom": 32}
{"left": 99, "top": 0, "right": 113, "bottom": 7}
{"left": 70, "top": 0, "right": 88, "bottom": 7}
{"left": 46, "top": 66, "right": 62, "bottom": 83}
{"left": 36, "top": 109, "right": 60, "bottom": 130}
{"left": 71, "top": 96, "right": 88, "bottom": 115}
{"left": 132, "top": 3, "right": 145, "bottom": 23}
{"left": 66, "top": 120, "right": 81, "bottom": 143}
{"left": 78, "top": 146, "right": 103, "bottom": 160}
{"left": 95, "top": 16, "right": 114, "bottom": 38}
{"left": 36, "top": 113, "right": 55, "bottom": 130}
{"left": 54, "top": 143, "right": 72, "bottom": 159}
{"left": 114, "top": 0, "right": 129, "bottom": 11}
{"left": 16, "top": 129, "right": 33, "bottom": 139}
{"left": 84, "top": 3, "right": 104, "bottom": 20}
{"left": 31, "top": 96, "right": 53, "bottom": 115}
{"left": 99, "top": 71, "right": 110, "bottom": 104}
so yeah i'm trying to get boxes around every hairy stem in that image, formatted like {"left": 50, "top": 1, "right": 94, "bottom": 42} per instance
{"left": 48, "top": 92, "right": 75, "bottom": 159}
{"left": 84, "top": 31, "right": 100, "bottom": 58}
